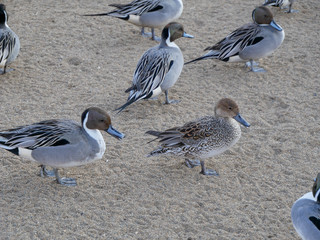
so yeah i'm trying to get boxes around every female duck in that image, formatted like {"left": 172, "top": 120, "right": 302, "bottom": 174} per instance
{"left": 291, "top": 173, "right": 320, "bottom": 240}
{"left": 0, "top": 4, "right": 20, "bottom": 74}
{"left": 116, "top": 22, "right": 193, "bottom": 112}
{"left": 85, "top": 0, "right": 183, "bottom": 41}
{"left": 0, "top": 107, "right": 124, "bottom": 186}
{"left": 185, "top": 6, "right": 285, "bottom": 72}
{"left": 146, "top": 98, "right": 250, "bottom": 176}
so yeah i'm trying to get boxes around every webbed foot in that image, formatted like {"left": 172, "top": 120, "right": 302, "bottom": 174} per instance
{"left": 185, "top": 159, "right": 201, "bottom": 168}
{"left": 200, "top": 161, "right": 219, "bottom": 176}
{"left": 40, "top": 165, "right": 55, "bottom": 177}
{"left": 54, "top": 168, "right": 77, "bottom": 186}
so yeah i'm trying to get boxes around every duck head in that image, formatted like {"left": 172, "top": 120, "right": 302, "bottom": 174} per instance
{"left": 252, "top": 6, "right": 282, "bottom": 31}
{"left": 0, "top": 4, "right": 8, "bottom": 25}
{"left": 161, "top": 22, "right": 194, "bottom": 44}
{"left": 81, "top": 107, "right": 125, "bottom": 140}
{"left": 214, "top": 98, "right": 250, "bottom": 127}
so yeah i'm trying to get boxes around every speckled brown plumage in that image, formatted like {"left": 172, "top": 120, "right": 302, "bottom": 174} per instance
{"left": 146, "top": 98, "right": 250, "bottom": 175}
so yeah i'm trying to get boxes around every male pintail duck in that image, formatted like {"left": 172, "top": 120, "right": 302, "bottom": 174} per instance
{"left": 84, "top": 0, "right": 183, "bottom": 41}
{"left": 146, "top": 98, "right": 250, "bottom": 176}
{"left": 115, "top": 22, "right": 193, "bottom": 113}
{"left": 291, "top": 173, "right": 320, "bottom": 240}
{"left": 185, "top": 6, "right": 285, "bottom": 72}
{"left": 263, "top": 0, "right": 298, "bottom": 13}
{"left": 0, "top": 4, "right": 20, "bottom": 74}
{"left": 0, "top": 107, "right": 125, "bottom": 186}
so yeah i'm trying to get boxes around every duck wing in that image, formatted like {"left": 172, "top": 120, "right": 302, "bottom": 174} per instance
{"left": 116, "top": 48, "right": 173, "bottom": 112}
{"left": 0, "top": 32, "right": 16, "bottom": 64}
{"left": 146, "top": 116, "right": 216, "bottom": 147}
{"left": 0, "top": 120, "right": 79, "bottom": 150}
{"left": 108, "top": 0, "right": 162, "bottom": 17}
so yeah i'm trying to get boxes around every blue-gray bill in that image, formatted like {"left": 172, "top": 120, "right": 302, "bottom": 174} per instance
{"left": 270, "top": 20, "right": 282, "bottom": 31}
{"left": 106, "top": 126, "right": 125, "bottom": 140}
{"left": 234, "top": 114, "right": 250, "bottom": 127}
{"left": 182, "top": 33, "right": 194, "bottom": 38}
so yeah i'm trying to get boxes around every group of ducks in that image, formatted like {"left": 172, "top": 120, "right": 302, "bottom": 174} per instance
{"left": 0, "top": 0, "right": 318, "bottom": 239}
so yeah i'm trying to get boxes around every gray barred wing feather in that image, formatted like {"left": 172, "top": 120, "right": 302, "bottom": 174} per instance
{"left": 109, "top": 0, "right": 162, "bottom": 16}
{"left": 0, "top": 120, "right": 79, "bottom": 150}
{"left": 263, "top": 0, "right": 283, "bottom": 7}
{"left": 128, "top": 48, "right": 171, "bottom": 101}
{"left": 205, "top": 23, "right": 262, "bottom": 61}
{"left": 0, "top": 32, "right": 16, "bottom": 64}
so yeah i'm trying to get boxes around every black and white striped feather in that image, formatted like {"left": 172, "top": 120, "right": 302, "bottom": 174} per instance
{"left": 0, "top": 120, "right": 78, "bottom": 150}
{"left": 108, "top": 0, "right": 162, "bottom": 17}
{"left": 116, "top": 47, "right": 172, "bottom": 112}
{"left": 263, "top": 0, "right": 286, "bottom": 7}
{"left": 185, "top": 23, "right": 262, "bottom": 64}
{"left": 0, "top": 30, "right": 16, "bottom": 65}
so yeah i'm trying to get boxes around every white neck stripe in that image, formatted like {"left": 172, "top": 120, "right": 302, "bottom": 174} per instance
{"left": 165, "top": 31, "right": 179, "bottom": 49}
{"left": 316, "top": 188, "right": 320, "bottom": 201}
{"left": 82, "top": 112, "right": 98, "bottom": 139}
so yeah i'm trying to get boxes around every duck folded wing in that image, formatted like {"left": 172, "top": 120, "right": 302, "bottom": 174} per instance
{"left": 206, "top": 23, "right": 262, "bottom": 60}
{"left": 0, "top": 120, "right": 78, "bottom": 150}
{"left": 0, "top": 33, "right": 15, "bottom": 63}
{"left": 128, "top": 49, "right": 171, "bottom": 100}
{"left": 147, "top": 117, "right": 216, "bottom": 147}
{"left": 109, "top": 0, "right": 162, "bottom": 16}
{"left": 263, "top": 0, "right": 281, "bottom": 6}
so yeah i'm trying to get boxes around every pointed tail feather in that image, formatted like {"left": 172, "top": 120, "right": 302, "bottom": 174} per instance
{"left": 146, "top": 130, "right": 161, "bottom": 137}
{"left": 83, "top": 12, "right": 129, "bottom": 20}
{"left": 83, "top": 12, "right": 110, "bottom": 17}
{"left": 185, "top": 56, "right": 209, "bottom": 65}
{"left": 184, "top": 51, "right": 218, "bottom": 65}
{"left": 115, "top": 87, "right": 152, "bottom": 113}
{"left": 0, "top": 136, "right": 19, "bottom": 155}
{"left": 114, "top": 96, "right": 138, "bottom": 113}
{"left": 145, "top": 130, "right": 162, "bottom": 144}
{"left": 147, "top": 148, "right": 166, "bottom": 157}
{"left": 0, "top": 141, "right": 15, "bottom": 150}
{"left": 125, "top": 85, "right": 136, "bottom": 93}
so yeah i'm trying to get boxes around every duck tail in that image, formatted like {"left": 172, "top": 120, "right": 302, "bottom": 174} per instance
{"left": 145, "top": 130, "right": 162, "bottom": 144}
{"left": 0, "top": 136, "right": 19, "bottom": 155}
{"left": 114, "top": 90, "right": 143, "bottom": 113}
{"left": 114, "top": 98, "right": 136, "bottom": 113}
{"left": 145, "top": 130, "right": 161, "bottom": 137}
{"left": 147, "top": 148, "right": 167, "bottom": 157}
{"left": 83, "top": 11, "right": 129, "bottom": 20}
{"left": 82, "top": 12, "right": 110, "bottom": 17}
{"left": 184, "top": 51, "right": 218, "bottom": 65}
{"left": 184, "top": 56, "right": 207, "bottom": 65}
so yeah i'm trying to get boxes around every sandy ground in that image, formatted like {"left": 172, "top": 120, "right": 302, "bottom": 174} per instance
{"left": 0, "top": 0, "right": 319, "bottom": 239}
